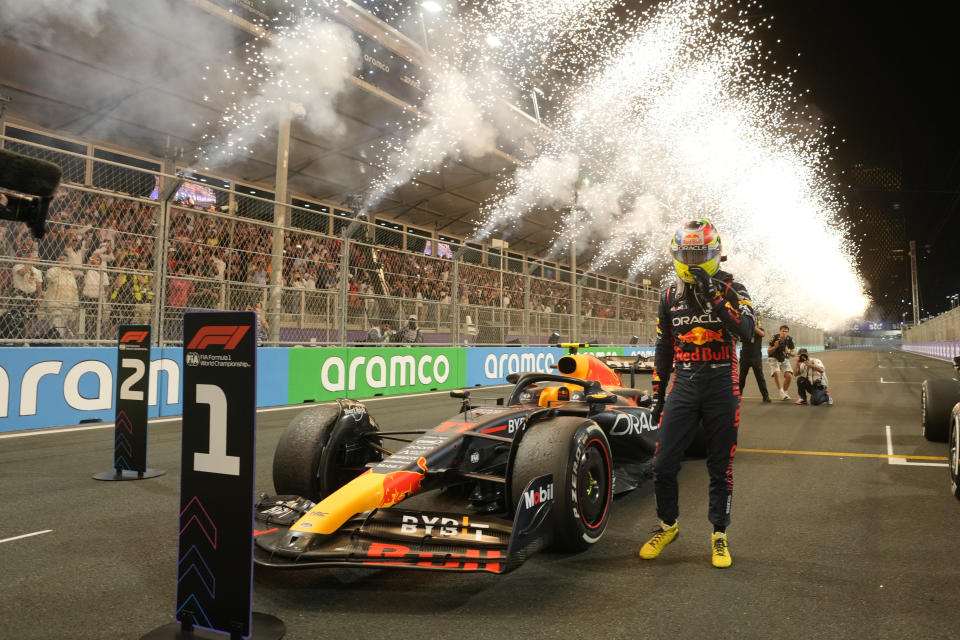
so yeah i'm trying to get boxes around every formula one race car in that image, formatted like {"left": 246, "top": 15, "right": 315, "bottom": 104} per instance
{"left": 254, "top": 345, "right": 659, "bottom": 573}
{"left": 920, "top": 356, "right": 960, "bottom": 499}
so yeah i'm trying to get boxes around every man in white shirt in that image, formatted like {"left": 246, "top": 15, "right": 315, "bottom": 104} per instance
{"left": 793, "top": 348, "right": 832, "bottom": 405}
{"left": 12, "top": 253, "right": 43, "bottom": 317}
{"left": 43, "top": 256, "right": 80, "bottom": 338}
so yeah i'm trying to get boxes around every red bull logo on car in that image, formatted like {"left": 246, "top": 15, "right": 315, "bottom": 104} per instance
{"left": 379, "top": 457, "right": 429, "bottom": 507}
{"left": 676, "top": 326, "right": 723, "bottom": 345}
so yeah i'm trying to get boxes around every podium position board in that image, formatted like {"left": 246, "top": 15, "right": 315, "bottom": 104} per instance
{"left": 93, "top": 325, "right": 165, "bottom": 481}
{"left": 116, "top": 325, "right": 151, "bottom": 472}
{"left": 176, "top": 312, "right": 257, "bottom": 638}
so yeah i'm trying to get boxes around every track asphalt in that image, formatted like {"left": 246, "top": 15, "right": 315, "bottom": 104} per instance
{"left": 1, "top": 349, "right": 958, "bottom": 639}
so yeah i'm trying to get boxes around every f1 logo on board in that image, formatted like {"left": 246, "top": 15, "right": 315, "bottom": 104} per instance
{"left": 186, "top": 326, "right": 250, "bottom": 350}
{"left": 120, "top": 330, "right": 149, "bottom": 344}
{"left": 522, "top": 483, "right": 553, "bottom": 509}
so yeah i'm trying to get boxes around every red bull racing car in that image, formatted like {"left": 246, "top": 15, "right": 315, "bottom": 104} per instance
{"left": 254, "top": 345, "right": 661, "bottom": 574}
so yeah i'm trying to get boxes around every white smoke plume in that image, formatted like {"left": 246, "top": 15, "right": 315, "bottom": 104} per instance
{"left": 477, "top": 0, "right": 868, "bottom": 328}
{"left": 198, "top": 13, "right": 361, "bottom": 168}
{"left": 363, "top": 0, "right": 627, "bottom": 213}
{"left": 0, "top": 0, "right": 109, "bottom": 38}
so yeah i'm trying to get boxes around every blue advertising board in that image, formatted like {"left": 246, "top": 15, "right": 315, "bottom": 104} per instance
{"left": 0, "top": 347, "right": 288, "bottom": 433}
{"left": 465, "top": 347, "right": 561, "bottom": 387}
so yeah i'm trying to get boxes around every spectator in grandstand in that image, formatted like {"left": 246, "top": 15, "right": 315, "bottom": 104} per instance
{"left": 42, "top": 255, "right": 80, "bottom": 339}
{"left": 246, "top": 301, "right": 268, "bottom": 346}
{"left": 188, "top": 264, "right": 221, "bottom": 309}
{"left": 210, "top": 248, "right": 226, "bottom": 280}
{"left": 289, "top": 267, "right": 307, "bottom": 289}
{"left": 81, "top": 253, "right": 111, "bottom": 337}
{"left": 302, "top": 268, "right": 317, "bottom": 290}
{"left": 0, "top": 225, "right": 15, "bottom": 260}
{"left": 366, "top": 320, "right": 392, "bottom": 344}
{"left": 11, "top": 252, "right": 43, "bottom": 315}
{"left": 92, "top": 238, "right": 115, "bottom": 265}
{"left": 393, "top": 315, "right": 423, "bottom": 343}
{"left": 110, "top": 256, "right": 154, "bottom": 331}
{"left": 63, "top": 232, "right": 87, "bottom": 277}
{"left": 248, "top": 257, "right": 269, "bottom": 286}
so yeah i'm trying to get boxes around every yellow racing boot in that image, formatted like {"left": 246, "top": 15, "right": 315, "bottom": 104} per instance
{"left": 711, "top": 532, "right": 732, "bottom": 568}
{"left": 638, "top": 521, "right": 679, "bottom": 559}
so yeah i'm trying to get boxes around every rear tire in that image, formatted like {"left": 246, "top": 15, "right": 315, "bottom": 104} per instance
{"left": 921, "top": 379, "right": 960, "bottom": 442}
{"left": 949, "top": 404, "right": 960, "bottom": 500}
{"left": 511, "top": 417, "right": 613, "bottom": 552}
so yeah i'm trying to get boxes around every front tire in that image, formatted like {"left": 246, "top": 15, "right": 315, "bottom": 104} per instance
{"left": 921, "top": 379, "right": 960, "bottom": 442}
{"left": 949, "top": 404, "right": 960, "bottom": 500}
{"left": 511, "top": 417, "right": 613, "bottom": 552}
{"left": 272, "top": 402, "right": 381, "bottom": 501}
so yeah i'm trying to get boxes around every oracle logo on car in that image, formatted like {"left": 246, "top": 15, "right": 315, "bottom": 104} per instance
{"left": 185, "top": 326, "right": 250, "bottom": 350}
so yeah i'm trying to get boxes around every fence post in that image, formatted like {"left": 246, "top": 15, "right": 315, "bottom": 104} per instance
{"left": 269, "top": 118, "right": 291, "bottom": 347}
{"left": 451, "top": 258, "right": 460, "bottom": 347}
{"left": 156, "top": 169, "right": 181, "bottom": 346}
{"left": 338, "top": 238, "right": 351, "bottom": 347}
{"left": 522, "top": 274, "right": 530, "bottom": 346}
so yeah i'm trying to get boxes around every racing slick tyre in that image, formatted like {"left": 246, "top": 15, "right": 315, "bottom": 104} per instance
{"left": 273, "top": 402, "right": 381, "bottom": 501}
{"left": 921, "top": 378, "right": 960, "bottom": 442}
{"left": 950, "top": 404, "right": 960, "bottom": 500}
{"left": 511, "top": 417, "right": 613, "bottom": 552}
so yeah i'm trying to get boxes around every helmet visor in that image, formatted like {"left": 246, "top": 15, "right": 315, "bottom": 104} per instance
{"left": 672, "top": 245, "right": 719, "bottom": 266}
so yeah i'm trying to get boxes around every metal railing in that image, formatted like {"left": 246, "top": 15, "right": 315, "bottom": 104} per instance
{"left": 0, "top": 134, "right": 661, "bottom": 347}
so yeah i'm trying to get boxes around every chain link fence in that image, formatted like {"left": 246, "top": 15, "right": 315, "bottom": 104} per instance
{"left": 1, "top": 133, "right": 664, "bottom": 346}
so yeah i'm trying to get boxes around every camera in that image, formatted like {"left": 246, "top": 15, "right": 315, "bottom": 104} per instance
{"left": 798, "top": 353, "right": 809, "bottom": 362}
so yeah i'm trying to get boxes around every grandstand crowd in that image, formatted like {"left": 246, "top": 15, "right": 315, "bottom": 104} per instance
{"left": 1, "top": 187, "right": 651, "bottom": 345}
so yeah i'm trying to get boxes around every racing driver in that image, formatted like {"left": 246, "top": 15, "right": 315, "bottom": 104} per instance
{"left": 638, "top": 219, "right": 754, "bottom": 568}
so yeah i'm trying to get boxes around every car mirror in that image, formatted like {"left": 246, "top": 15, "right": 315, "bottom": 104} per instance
{"left": 505, "top": 373, "right": 520, "bottom": 384}
{"left": 449, "top": 389, "right": 471, "bottom": 399}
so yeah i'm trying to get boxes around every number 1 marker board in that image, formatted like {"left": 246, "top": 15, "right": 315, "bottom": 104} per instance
{"left": 176, "top": 312, "right": 256, "bottom": 638}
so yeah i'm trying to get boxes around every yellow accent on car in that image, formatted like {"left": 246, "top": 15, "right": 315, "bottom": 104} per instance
{"left": 290, "top": 473, "right": 388, "bottom": 535}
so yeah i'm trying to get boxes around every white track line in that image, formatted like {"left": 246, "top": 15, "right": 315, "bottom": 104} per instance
{"left": 885, "top": 425, "right": 948, "bottom": 467}
{"left": 879, "top": 377, "right": 920, "bottom": 384}
{"left": 0, "top": 385, "right": 513, "bottom": 440}
{"left": 0, "top": 530, "right": 53, "bottom": 545}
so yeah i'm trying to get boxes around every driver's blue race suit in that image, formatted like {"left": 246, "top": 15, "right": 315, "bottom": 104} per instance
{"left": 650, "top": 270, "right": 755, "bottom": 529}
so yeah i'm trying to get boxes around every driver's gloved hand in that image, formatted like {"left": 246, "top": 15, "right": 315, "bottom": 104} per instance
{"left": 651, "top": 399, "right": 663, "bottom": 426}
{"left": 688, "top": 265, "right": 719, "bottom": 301}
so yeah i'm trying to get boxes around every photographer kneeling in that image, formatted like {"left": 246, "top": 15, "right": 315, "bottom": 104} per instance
{"left": 793, "top": 348, "right": 833, "bottom": 406}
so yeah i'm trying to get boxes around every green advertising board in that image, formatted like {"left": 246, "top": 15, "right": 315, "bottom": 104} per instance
{"left": 287, "top": 347, "right": 466, "bottom": 404}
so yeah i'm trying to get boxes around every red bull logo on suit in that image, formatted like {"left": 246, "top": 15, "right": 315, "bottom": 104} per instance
{"left": 676, "top": 327, "right": 724, "bottom": 345}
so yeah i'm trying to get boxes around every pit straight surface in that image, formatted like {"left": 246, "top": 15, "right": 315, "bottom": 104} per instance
{"left": 1, "top": 349, "right": 958, "bottom": 639}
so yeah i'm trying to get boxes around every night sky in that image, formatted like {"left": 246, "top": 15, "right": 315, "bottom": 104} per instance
{"left": 761, "top": 1, "right": 959, "bottom": 318}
